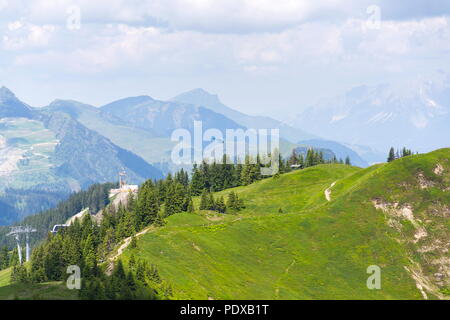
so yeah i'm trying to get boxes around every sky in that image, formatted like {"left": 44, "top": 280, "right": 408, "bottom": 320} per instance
{"left": 0, "top": 0, "right": 450, "bottom": 119}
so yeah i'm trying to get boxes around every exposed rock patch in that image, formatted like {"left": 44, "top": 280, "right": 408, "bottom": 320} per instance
{"left": 417, "top": 172, "right": 435, "bottom": 189}
{"left": 372, "top": 200, "right": 427, "bottom": 243}
{"left": 434, "top": 164, "right": 444, "bottom": 176}
{"left": 431, "top": 257, "right": 450, "bottom": 287}
{"left": 373, "top": 199, "right": 449, "bottom": 299}
{"left": 428, "top": 203, "right": 450, "bottom": 218}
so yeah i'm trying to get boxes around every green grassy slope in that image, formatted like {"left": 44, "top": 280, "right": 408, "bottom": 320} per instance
{"left": 0, "top": 118, "right": 60, "bottom": 191}
{"left": 123, "top": 149, "right": 450, "bottom": 300}
{"left": 0, "top": 267, "right": 78, "bottom": 300}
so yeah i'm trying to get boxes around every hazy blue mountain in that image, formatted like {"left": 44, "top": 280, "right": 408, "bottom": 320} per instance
{"left": 0, "top": 86, "right": 33, "bottom": 119}
{"left": 45, "top": 97, "right": 248, "bottom": 168}
{"left": 171, "top": 88, "right": 371, "bottom": 166}
{"left": 47, "top": 92, "right": 369, "bottom": 168}
{"left": 44, "top": 99, "right": 170, "bottom": 164}
{"left": 101, "top": 95, "right": 245, "bottom": 136}
{"left": 297, "top": 139, "right": 368, "bottom": 167}
{"left": 39, "top": 110, "right": 163, "bottom": 187}
{"left": 291, "top": 78, "right": 450, "bottom": 153}
{"left": 293, "top": 146, "right": 336, "bottom": 162}
{"left": 172, "top": 88, "right": 317, "bottom": 142}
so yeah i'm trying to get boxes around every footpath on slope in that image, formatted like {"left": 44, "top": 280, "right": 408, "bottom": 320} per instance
{"left": 106, "top": 226, "right": 154, "bottom": 275}
{"left": 325, "top": 181, "right": 336, "bottom": 201}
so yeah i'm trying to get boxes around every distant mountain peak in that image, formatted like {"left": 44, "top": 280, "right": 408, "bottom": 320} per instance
{"left": 101, "top": 95, "right": 155, "bottom": 112}
{"left": 0, "top": 86, "right": 17, "bottom": 101}
{"left": 48, "top": 99, "right": 92, "bottom": 107}
{"left": 172, "top": 88, "right": 222, "bottom": 107}
{"left": 190, "top": 88, "right": 217, "bottom": 96}
{"left": 0, "top": 86, "right": 33, "bottom": 118}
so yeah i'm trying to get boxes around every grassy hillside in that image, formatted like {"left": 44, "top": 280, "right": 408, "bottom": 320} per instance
{"left": 0, "top": 268, "right": 77, "bottom": 300}
{"left": 121, "top": 149, "right": 450, "bottom": 299}
{"left": 1, "top": 148, "right": 447, "bottom": 300}
{"left": 0, "top": 117, "right": 60, "bottom": 191}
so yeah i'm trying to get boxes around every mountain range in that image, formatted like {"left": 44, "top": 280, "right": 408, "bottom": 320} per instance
{"left": 8, "top": 81, "right": 439, "bottom": 224}
{"left": 0, "top": 87, "right": 163, "bottom": 224}
{"left": 290, "top": 76, "right": 450, "bottom": 154}
{"left": 43, "top": 88, "right": 369, "bottom": 167}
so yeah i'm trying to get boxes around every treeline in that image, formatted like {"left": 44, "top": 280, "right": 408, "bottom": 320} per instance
{"left": 190, "top": 155, "right": 263, "bottom": 195}
{"left": 190, "top": 149, "right": 351, "bottom": 197}
{"left": 286, "top": 148, "right": 351, "bottom": 168}
{"left": 387, "top": 147, "right": 416, "bottom": 162}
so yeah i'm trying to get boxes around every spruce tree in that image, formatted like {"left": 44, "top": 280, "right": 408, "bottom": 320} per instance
{"left": 345, "top": 156, "right": 351, "bottom": 165}
{"left": 215, "top": 196, "right": 226, "bottom": 213}
{"left": 226, "top": 192, "right": 236, "bottom": 210}
{"left": 387, "top": 147, "right": 395, "bottom": 162}
{"left": 199, "top": 189, "right": 209, "bottom": 210}
{"left": 187, "top": 198, "right": 195, "bottom": 213}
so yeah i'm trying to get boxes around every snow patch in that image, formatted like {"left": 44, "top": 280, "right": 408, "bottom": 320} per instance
{"left": 330, "top": 114, "right": 346, "bottom": 123}
{"left": 367, "top": 112, "right": 394, "bottom": 124}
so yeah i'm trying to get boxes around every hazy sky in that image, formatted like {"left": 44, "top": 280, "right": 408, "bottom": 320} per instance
{"left": 1, "top": 0, "right": 450, "bottom": 119}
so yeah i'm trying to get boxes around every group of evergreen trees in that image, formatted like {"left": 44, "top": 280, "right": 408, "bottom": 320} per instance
{"left": 10, "top": 199, "right": 166, "bottom": 300}
{"left": 199, "top": 190, "right": 244, "bottom": 213}
{"left": 79, "top": 258, "right": 170, "bottom": 300}
{"left": 387, "top": 147, "right": 415, "bottom": 162}
{"left": 286, "top": 148, "right": 351, "bottom": 169}
{"left": 190, "top": 155, "right": 264, "bottom": 195}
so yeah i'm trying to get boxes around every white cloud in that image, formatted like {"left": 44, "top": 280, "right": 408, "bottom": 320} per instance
{"left": 1, "top": 0, "right": 449, "bottom": 113}
{"left": 2, "top": 22, "right": 56, "bottom": 50}
{"left": 8, "top": 20, "right": 23, "bottom": 31}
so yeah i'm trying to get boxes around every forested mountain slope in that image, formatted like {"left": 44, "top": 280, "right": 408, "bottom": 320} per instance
{"left": 0, "top": 88, "right": 163, "bottom": 224}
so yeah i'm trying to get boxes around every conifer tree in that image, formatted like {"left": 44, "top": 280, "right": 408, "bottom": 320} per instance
{"left": 207, "top": 192, "right": 216, "bottom": 211}
{"left": 387, "top": 147, "right": 396, "bottom": 162}
{"left": 226, "top": 192, "right": 236, "bottom": 210}
{"left": 199, "top": 189, "right": 209, "bottom": 210}
{"left": 215, "top": 196, "right": 226, "bottom": 213}
{"left": 345, "top": 156, "right": 351, "bottom": 165}
{"left": 187, "top": 198, "right": 195, "bottom": 213}
{"left": 190, "top": 164, "right": 205, "bottom": 195}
